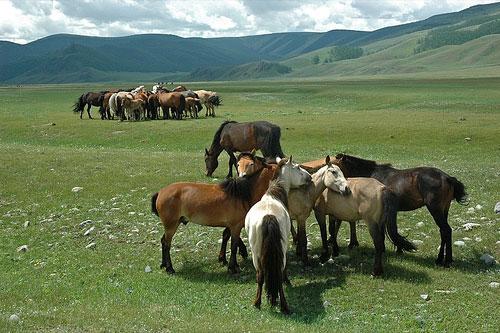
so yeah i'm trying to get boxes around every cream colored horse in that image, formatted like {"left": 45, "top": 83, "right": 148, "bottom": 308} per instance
{"left": 194, "top": 90, "right": 218, "bottom": 117}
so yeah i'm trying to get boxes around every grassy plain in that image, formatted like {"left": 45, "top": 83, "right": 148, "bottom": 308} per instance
{"left": 0, "top": 78, "right": 499, "bottom": 332}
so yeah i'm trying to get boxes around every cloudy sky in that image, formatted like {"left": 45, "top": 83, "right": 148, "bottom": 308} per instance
{"left": 0, "top": 0, "right": 496, "bottom": 44}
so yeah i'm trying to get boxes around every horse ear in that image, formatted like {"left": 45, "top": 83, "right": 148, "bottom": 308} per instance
{"left": 325, "top": 155, "right": 331, "bottom": 165}
{"left": 250, "top": 148, "right": 256, "bottom": 156}
{"left": 288, "top": 155, "right": 293, "bottom": 164}
{"left": 205, "top": 148, "right": 209, "bottom": 155}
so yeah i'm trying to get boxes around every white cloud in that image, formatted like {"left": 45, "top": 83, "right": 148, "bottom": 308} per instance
{"left": 0, "top": 0, "right": 496, "bottom": 44}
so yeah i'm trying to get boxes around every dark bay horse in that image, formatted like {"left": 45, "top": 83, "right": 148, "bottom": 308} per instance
{"left": 205, "top": 121, "right": 285, "bottom": 178}
{"left": 332, "top": 153, "right": 468, "bottom": 267}
{"left": 73, "top": 91, "right": 106, "bottom": 119}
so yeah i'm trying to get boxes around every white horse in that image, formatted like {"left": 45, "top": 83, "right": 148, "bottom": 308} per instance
{"left": 109, "top": 91, "right": 133, "bottom": 119}
{"left": 131, "top": 85, "right": 145, "bottom": 94}
{"left": 193, "top": 89, "right": 219, "bottom": 117}
{"left": 245, "top": 156, "right": 311, "bottom": 315}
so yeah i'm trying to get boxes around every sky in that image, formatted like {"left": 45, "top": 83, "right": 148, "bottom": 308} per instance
{"left": 0, "top": 0, "right": 496, "bottom": 44}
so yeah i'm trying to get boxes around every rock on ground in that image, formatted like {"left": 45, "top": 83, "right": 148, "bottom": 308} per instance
{"left": 495, "top": 202, "right": 500, "bottom": 214}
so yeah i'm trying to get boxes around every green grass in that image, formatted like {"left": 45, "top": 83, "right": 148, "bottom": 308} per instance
{"left": 0, "top": 78, "right": 499, "bottom": 332}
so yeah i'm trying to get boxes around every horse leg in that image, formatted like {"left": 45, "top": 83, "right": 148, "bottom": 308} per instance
{"left": 160, "top": 222, "right": 179, "bottom": 274}
{"left": 290, "top": 221, "right": 298, "bottom": 245}
{"left": 226, "top": 150, "right": 237, "bottom": 178}
{"left": 428, "top": 204, "right": 452, "bottom": 267}
{"left": 368, "top": 221, "right": 385, "bottom": 276}
{"left": 87, "top": 104, "right": 93, "bottom": 119}
{"left": 219, "top": 227, "right": 230, "bottom": 265}
{"left": 328, "top": 216, "right": 342, "bottom": 257}
{"left": 205, "top": 102, "right": 209, "bottom": 117}
{"left": 238, "top": 237, "right": 248, "bottom": 259}
{"left": 279, "top": 283, "right": 290, "bottom": 315}
{"left": 254, "top": 269, "right": 263, "bottom": 309}
{"left": 296, "top": 219, "right": 309, "bottom": 266}
{"left": 228, "top": 227, "right": 241, "bottom": 274}
{"left": 318, "top": 215, "right": 330, "bottom": 263}
{"left": 348, "top": 221, "right": 359, "bottom": 249}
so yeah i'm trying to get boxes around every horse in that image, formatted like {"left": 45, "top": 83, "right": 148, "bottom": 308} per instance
{"left": 205, "top": 121, "right": 285, "bottom": 178}
{"left": 72, "top": 91, "right": 106, "bottom": 119}
{"left": 172, "top": 85, "right": 187, "bottom": 92}
{"left": 109, "top": 91, "right": 133, "bottom": 120}
{"left": 121, "top": 96, "right": 146, "bottom": 121}
{"left": 194, "top": 90, "right": 221, "bottom": 117}
{"left": 157, "top": 91, "right": 185, "bottom": 120}
{"left": 147, "top": 93, "right": 160, "bottom": 119}
{"left": 331, "top": 153, "right": 468, "bottom": 267}
{"left": 151, "top": 156, "right": 311, "bottom": 275}
{"left": 131, "top": 85, "right": 145, "bottom": 94}
{"left": 238, "top": 153, "right": 348, "bottom": 266}
{"left": 245, "top": 179, "right": 291, "bottom": 314}
{"left": 315, "top": 174, "right": 416, "bottom": 276}
{"left": 185, "top": 97, "right": 200, "bottom": 118}
{"left": 181, "top": 90, "right": 203, "bottom": 114}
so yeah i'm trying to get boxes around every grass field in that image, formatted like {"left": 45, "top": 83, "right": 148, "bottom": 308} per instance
{"left": 0, "top": 78, "right": 499, "bottom": 332}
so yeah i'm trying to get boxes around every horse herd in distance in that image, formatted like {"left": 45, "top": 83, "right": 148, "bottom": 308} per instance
{"left": 72, "top": 83, "right": 222, "bottom": 121}
{"left": 151, "top": 120, "right": 468, "bottom": 314}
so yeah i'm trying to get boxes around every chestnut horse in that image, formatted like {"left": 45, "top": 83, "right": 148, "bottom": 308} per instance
{"left": 157, "top": 91, "right": 185, "bottom": 120}
{"left": 205, "top": 121, "right": 285, "bottom": 178}
{"left": 151, "top": 157, "right": 310, "bottom": 275}
{"left": 332, "top": 153, "right": 468, "bottom": 267}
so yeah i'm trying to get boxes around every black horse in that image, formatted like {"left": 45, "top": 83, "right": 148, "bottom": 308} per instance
{"left": 331, "top": 153, "right": 468, "bottom": 267}
{"left": 204, "top": 120, "right": 285, "bottom": 178}
{"left": 72, "top": 91, "right": 107, "bottom": 119}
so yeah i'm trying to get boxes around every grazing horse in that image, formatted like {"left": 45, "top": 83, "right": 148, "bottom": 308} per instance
{"left": 194, "top": 90, "right": 221, "bottom": 117}
{"left": 151, "top": 157, "right": 310, "bottom": 275}
{"left": 72, "top": 91, "right": 105, "bottom": 119}
{"left": 331, "top": 153, "right": 468, "bottom": 267}
{"left": 157, "top": 91, "right": 185, "bottom": 120}
{"left": 205, "top": 121, "right": 285, "bottom": 178}
{"left": 315, "top": 175, "right": 416, "bottom": 276}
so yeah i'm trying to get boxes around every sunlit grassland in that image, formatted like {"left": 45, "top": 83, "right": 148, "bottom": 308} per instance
{"left": 0, "top": 78, "right": 499, "bottom": 332}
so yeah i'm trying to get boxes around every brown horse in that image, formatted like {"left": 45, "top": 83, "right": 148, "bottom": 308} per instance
{"left": 99, "top": 92, "right": 114, "bottom": 120}
{"left": 73, "top": 91, "right": 106, "bottom": 119}
{"left": 147, "top": 93, "right": 160, "bottom": 119}
{"left": 157, "top": 91, "right": 185, "bottom": 120}
{"left": 151, "top": 157, "right": 307, "bottom": 274}
{"left": 331, "top": 153, "right": 468, "bottom": 267}
{"left": 205, "top": 121, "right": 285, "bottom": 178}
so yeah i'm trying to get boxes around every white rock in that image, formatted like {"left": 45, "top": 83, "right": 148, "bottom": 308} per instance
{"left": 480, "top": 254, "right": 496, "bottom": 265}
{"left": 71, "top": 187, "right": 83, "bottom": 193}
{"left": 79, "top": 220, "right": 92, "bottom": 227}
{"left": 85, "top": 242, "right": 96, "bottom": 249}
{"left": 475, "top": 237, "right": 482, "bottom": 242}
{"left": 9, "top": 314, "right": 20, "bottom": 322}
{"left": 16, "top": 245, "right": 28, "bottom": 252}
{"left": 323, "top": 300, "right": 331, "bottom": 307}
{"left": 453, "top": 240, "right": 465, "bottom": 247}
{"left": 475, "top": 204, "right": 482, "bottom": 210}
{"left": 128, "top": 212, "right": 136, "bottom": 215}
{"left": 144, "top": 265, "right": 152, "bottom": 273}
{"left": 84, "top": 226, "right": 95, "bottom": 236}
{"left": 416, "top": 222, "right": 424, "bottom": 228}
{"left": 495, "top": 202, "right": 500, "bottom": 214}
{"left": 195, "top": 240, "right": 203, "bottom": 247}
{"left": 489, "top": 282, "right": 499, "bottom": 288}
{"left": 464, "top": 137, "right": 471, "bottom": 141}
{"left": 462, "top": 222, "right": 480, "bottom": 231}
{"left": 412, "top": 240, "right": 424, "bottom": 246}
{"left": 496, "top": 241, "right": 500, "bottom": 245}
{"left": 420, "top": 294, "right": 430, "bottom": 301}
{"left": 327, "top": 258, "right": 335, "bottom": 264}
{"left": 23, "top": 221, "right": 30, "bottom": 228}
{"left": 462, "top": 237, "right": 471, "bottom": 241}
{"left": 466, "top": 207, "right": 475, "bottom": 214}
{"left": 312, "top": 254, "right": 319, "bottom": 260}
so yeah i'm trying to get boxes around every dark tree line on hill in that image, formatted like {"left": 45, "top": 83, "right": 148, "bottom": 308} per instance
{"left": 414, "top": 18, "right": 500, "bottom": 53}
{"left": 312, "top": 46, "right": 364, "bottom": 64}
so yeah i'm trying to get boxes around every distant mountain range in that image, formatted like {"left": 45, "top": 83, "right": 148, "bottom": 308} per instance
{"left": 1, "top": 2, "right": 500, "bottom": 83}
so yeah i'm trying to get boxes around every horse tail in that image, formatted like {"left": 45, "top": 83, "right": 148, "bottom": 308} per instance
{"left": 261, "top": 214, "right": 283, "bottom": 306}
{"left": 448, "top": 176, "right": 468, "bottom": 205}
{"left": 382, "top": 189, "right": 416, "bottom": 252}
{"left": 72, "top": 94, "right": 85, "bottom": 113}
{"left": 269, "top": 125, "right": 285, "bottom": 158}
{"left": 151, "top": 192, "right": 159, "bottom": 216}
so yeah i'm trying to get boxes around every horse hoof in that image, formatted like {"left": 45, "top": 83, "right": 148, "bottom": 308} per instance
{"left": 371, "top": 269, "right": 383, "bottom": 277}
{"left": 281, "top": 307, "right": 291, "bottom": 315}
{"left": 319, "top": 253, "right": 329, "bottom": 263}
{"left": 228, "top": 266, "right": 240, "bottom": 275}
{"left": 348, "top": 241, "right": 359, "bottom": 249}
{"left": 165, "top": 267, "right": 175, "bottom": 274}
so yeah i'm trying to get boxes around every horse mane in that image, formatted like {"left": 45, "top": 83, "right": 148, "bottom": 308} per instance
{"left": 335, "top": 153, "right": 392, "bottom": 176}
{"left": 210, "top": 121, "right": 237, "bottom": 151}
{"left": 218, "top": 176, "right": 252, "bottom": 203}
{"left": 265, "top": 179, "right": 288, "bottom": 209}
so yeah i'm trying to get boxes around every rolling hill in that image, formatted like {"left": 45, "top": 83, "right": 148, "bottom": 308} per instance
{"left": 1, "top": 2, "right": 500, "bottom": 83}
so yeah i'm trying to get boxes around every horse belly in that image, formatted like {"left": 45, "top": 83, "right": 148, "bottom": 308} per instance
{"left": 326, "top": 193, "right": 361, "bottom": 222}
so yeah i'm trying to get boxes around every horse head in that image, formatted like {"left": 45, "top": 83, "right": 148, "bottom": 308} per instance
{"left": 236, "top": 149, "right": 272, "bottom": 177}
{"left": 324, "top": 160, "right": 350, "bottom": 195}
{"left": 204, "top": 148, "right": 218, "bottom": 177}
{"left": 275, "top": 156, "right": 312, "bottom": 192}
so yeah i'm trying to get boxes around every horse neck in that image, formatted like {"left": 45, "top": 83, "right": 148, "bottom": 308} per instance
{"left": 250, "top": 165, "right": 278, "bottom": 205}
{"left": 208, "top": 142, "right": 223, "bottom": 156}
{"left": 310, "top": 166, "right": 329, "bottom": 200}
